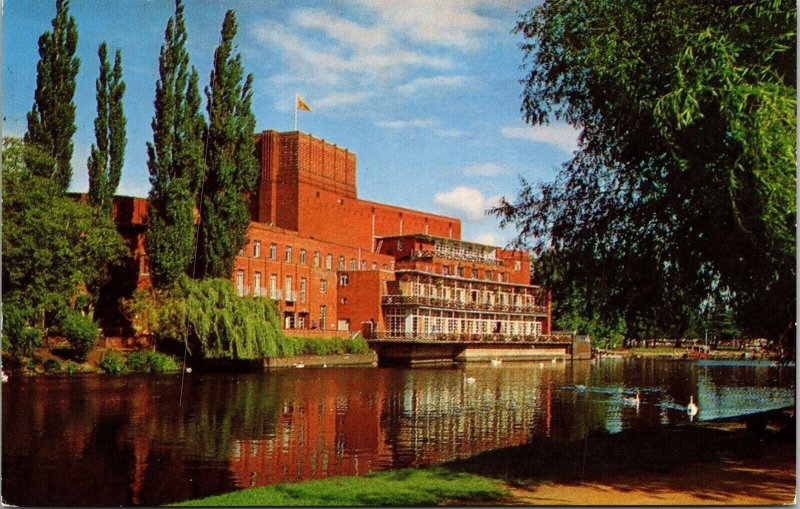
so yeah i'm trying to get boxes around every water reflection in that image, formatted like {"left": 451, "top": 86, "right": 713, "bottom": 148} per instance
{"left": 2, "top": 359, "right": 794, "bottom": 506}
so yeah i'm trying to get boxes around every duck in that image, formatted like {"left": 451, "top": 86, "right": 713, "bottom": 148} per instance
{"left": 686, "top": 395, "right": 698, "bottom": 420}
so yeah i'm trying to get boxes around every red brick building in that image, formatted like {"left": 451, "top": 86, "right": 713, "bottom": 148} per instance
{"left": 116, "top": 130, "right": 551, "bottom": 338}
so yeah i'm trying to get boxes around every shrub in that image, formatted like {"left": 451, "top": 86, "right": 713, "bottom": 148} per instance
{"left": 344, "top": 337, "right": 370, "bottom": 354}
{"left": 99, "top": 351, "right": 125, "bottom": 374}
{"left": 279, "top": 337, "right": 371, "bottom": 357}
{"left": 60, "top": 310, "right": 99, "bottom": 361}
{"left": 43, "top": 358, "right": 62, "bottom": 373}
{"left": 3, "top": 301, "right": 42, "bottom": 357}
{"left": 65, "top": 361, "right": 79, "bottom": 375}
{"left": 126, "top": 350, "right": 179, "bottom": 373}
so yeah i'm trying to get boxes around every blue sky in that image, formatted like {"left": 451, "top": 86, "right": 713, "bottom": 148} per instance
{"left": 3, "top": 0, "right": 577, "bottom": 247}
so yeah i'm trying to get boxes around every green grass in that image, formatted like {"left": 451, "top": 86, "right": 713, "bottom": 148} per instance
{"left": 170, "top": 467, "right": 507, "bottom": 506}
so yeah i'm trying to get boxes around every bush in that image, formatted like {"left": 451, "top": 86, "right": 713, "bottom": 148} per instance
{"left": 279, "top": 337, "right": 371, "bottom": 357}
{"left": 126, "top": 350, "right": 179, "bottom": 373}
{"left": 3, "top": 301, "right": 42, "bottom": 357}
{"left": 43, "top": 358, "right": 62, "bottom": 373}
{"left": 60, "top": 310, "right": 99, "bottom": 361}
{"left": 65, "top": 361, "right": 79, "bottom": 375}
{"left": 99, "top": 351, "right": 125, "bottom": 374}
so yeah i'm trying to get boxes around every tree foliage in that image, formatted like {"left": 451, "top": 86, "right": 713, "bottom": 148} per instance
{"left": 122, "top": 277, "right": 285, "bottom": 360}
{"left": 88, "top": 42, "right": 127, "bottom": 212}
{"left": 2, "top": 138, "right": 127, "bottom": 353}
{"left": 196, "top": 10, "right": 258, "bottom": 279}
{"left": 145, "top": 0, "right": 206, "bottom": 288}
{"left": 24, "top": 0, "right": 80, "bottom": 190}
{"left": 497, "top": 0, "right": 795, "bottom": 344}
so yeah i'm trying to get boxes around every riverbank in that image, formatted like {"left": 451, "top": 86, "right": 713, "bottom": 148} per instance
{"left": 172, "top": 417, "right": 795, "bottom": 506}
{"left": 602, "top": 346, "right": 773, "bottom": 360}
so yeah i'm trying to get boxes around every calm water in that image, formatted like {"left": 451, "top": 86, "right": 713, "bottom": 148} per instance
{"left": 2, "top": 358, "right": 795, "bottom": 506}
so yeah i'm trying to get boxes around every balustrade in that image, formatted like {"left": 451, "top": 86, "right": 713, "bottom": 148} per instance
{"left": 381, "top": 294, "right": 547, "bottom": 315}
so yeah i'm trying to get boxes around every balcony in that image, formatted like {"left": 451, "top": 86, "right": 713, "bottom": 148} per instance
{"left": 284, "top": 290, "right": 297, "bottom": 303}
{"left": 381, "top": 294, "right": 548, "bottom": 315}
{"left": 368, "top": 330, "right": 563, "bottom": 343}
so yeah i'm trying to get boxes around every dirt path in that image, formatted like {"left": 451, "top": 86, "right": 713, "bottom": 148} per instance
{"left": 504, "top": 441, "right": 795, "bottom": 505}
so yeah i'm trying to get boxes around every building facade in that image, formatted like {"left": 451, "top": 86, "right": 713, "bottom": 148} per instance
{"left": 117, "top": 129, "right": 551, "bottom": 338}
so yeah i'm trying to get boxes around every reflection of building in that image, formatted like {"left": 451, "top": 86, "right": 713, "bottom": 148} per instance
{"left": 113, "top": 130, "right": 551, "bottom": 337}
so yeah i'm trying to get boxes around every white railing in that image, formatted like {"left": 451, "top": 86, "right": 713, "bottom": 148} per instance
{"left": 285, "top": 290, "right": 297, "bottom": 302}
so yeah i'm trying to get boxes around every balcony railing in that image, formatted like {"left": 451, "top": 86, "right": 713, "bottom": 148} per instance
{"left": 284, "top": 290, "right": 297, "bottom": 302}
{"left": 368, "top": 331, "right": 565, "bottom": 343}
{"left": 381, "top": 294, "right": 548, "bottom": 315}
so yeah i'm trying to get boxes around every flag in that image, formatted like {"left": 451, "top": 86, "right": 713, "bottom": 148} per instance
{"left": 296, "top": 95, "right": 312, "bottom": 112}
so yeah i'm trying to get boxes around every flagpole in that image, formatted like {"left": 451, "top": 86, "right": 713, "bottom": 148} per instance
{"left": 294, "top": 93, "right": 298, "bottom": 131}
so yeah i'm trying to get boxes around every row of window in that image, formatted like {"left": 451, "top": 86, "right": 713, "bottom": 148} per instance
{"left": 236, "top": 270, "right": 335, "bottom": 302}
{"left": 410, "top": 284, "right": 536, "bottom": 307}
{"left": 248, "top": 240, "right": 386, "bottom": 271}
{"left": 282, "top": 306, "right": 328, "bottom": 330}
{"left": 440, "top": 265, "right": 510, "bottom": 282}
{"left": 386, "top": 315, "right": 543, "bottom": 336}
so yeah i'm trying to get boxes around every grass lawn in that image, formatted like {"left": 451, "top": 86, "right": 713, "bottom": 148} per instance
{"left": 171, "top": 467, "right": 507, "bottom": 506}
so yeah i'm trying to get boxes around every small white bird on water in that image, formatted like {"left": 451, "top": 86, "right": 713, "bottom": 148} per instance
{"left": 464, "top": 374, "right": 476, "bottom": 385}
{"left": 622, "top": 390, "right": 641, "bottom": 409}
{"left": 686, "top": 395, "right": 699, "bottom": 421}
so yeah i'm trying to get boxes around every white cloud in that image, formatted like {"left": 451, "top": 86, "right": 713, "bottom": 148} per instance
{"left": 435, "top": 128, "right": 467, "bottom": 138}
{"left": 433, "top": 186, "right": 500, "bottom": 222}
{"left": 375, "top": 118, "right": 439, "bottom": 129}
{"left": 471, "top": 232, "right": 498, "bottom": 246}
{"left": 291, "top": 8, "right": 390, "bottom": 49}
{"left": 316, "top": 91, "right": 375, "bottom": 109}
{"left": 358, "top": 0, "right": 498, "bottom": 51}
{"left": 463, "top": 163, "right": 504, "bottom": 176}
{"left": 396, "top": 75, "right": 469, "bottom": 94}
{"left": 500, "top": 124, "right": 580, "bottom": 153}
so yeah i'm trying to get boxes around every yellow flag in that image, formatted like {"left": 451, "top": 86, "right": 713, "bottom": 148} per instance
{"left": 296, "top": 95, "right": 312, "bottom": 112}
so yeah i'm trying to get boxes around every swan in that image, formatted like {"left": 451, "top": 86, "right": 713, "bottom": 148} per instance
{"left": 622, "top": 390, "right": 640, "bottom": 408}
{"left": 575, "top": 384, "right": 587, "bottom": 392}
{"left": 464, "top": 375, "right": 476, "bottom": 385}
{"left": 490, "top": 358, "right": 502, "bottom": 367}
{"left": 539, "top": 362, "right": 544, "bottom": 368}
{"left": 686, "top": 395, "right": 698, "bottom": 420}
{"left": 185, "top": 367, "right": 192, "bottom": 374}
{"left": 295, "top": 363, "right": 305, "bottom": 369}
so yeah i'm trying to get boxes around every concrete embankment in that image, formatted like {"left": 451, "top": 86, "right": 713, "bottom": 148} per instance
{"left": 263, "top": 352, "right": 377, "bottom": 369}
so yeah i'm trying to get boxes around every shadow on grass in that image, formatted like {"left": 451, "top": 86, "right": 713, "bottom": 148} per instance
{"left": 444, "top": 421, "right": 796, "bottom": 503}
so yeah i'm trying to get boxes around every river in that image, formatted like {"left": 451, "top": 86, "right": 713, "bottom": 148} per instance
{"left": 2, "top": 357, "right": 795, "bottom": 506}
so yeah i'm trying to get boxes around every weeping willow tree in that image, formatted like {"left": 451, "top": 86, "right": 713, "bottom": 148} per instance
{"left": 123, "top": 276, "right": 286, "bottom": 359}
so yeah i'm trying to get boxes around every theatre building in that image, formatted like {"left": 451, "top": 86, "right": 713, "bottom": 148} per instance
{"left": 117, "top": 129, "right": 551, "bottom": 339}
{"left": 233, "top": 130, "right": 551, "bottom": 338}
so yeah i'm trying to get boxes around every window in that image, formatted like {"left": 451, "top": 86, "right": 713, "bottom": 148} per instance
{"left": 236, "top": 270, "right": 245, "bottom": 296}
{"left": 339, "top": 274, "right": 349, "bottom": 287}
{"left": 472, "top": 269, "right": 479, "bottom": 279}
{"left": 254, "top": 272, "right": 262, "bottom": 296}
{"left": 319, "top": 305, "right": 327, "bottom": 330}
{"left": 270, "top": 274, "right": 278, "bottom": 299}
{"left": 285, "top": 276, "right": 293, "bottom": 301}
{"left": 300, "top": 278, "right": 307, "bottom": 303}
{"left": 486, "top": 270, "right": 492, "bottom": 280}
{"left": 269, "top": 243, "right": 277, "bottom": 260}
{"left": 361, "top": 260, "right": 367, "bottom": 270}
{"left": 372, "top": 262, "right": 377, "bottom": 270}
{"left": 397, "top": 239, "right": 404, "bottom": 250}
{"left": 443, "top": 265, "right": 450, "bottom": 276}
{"left": 498, "top": 273, "right": 504, "bottom": 283}
{"left": 457, "top": 267, "right": 464, "bottom": 277}
{"left": 320, "top": 279, "right": 328, "bottom": 293}
{"left": 314, "top": 251, "right": 321, "bottom": 268}
{"left": 285, "top": 245, "right": 292, "bottom": 262}
{"left": 514, "top": 260, "right": 522, "bottom": 272}
{"left": 340, "top": 297, "right": 348, "bottom": 305}
{"left": 349, "top": 258, "right": 356, "bottom": 270}
{"left": 299, "top": 249, "right": 307, "bottom": 265}
{"left": 338, "top": 256, "right": 345, "bottom": 269}
{"left": 253, "top": 241, "right": 261, "bottom": 258}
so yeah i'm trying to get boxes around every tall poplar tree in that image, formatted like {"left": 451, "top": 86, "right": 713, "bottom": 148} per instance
{"left": 88, "top": 43, "right": 127, "bottom": 212}
{"left": 196, "top": 10, "right": 257, "bottom": 279}
{"left": 25, "top": 0, "right": 80, "bottom": 190}
{"left": 145, "top": 0, "right": 206, "bottom": 288}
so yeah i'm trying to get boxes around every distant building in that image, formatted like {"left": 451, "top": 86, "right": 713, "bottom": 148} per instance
{"left": 115, "top": 130, "right": 551, "bottom": 338}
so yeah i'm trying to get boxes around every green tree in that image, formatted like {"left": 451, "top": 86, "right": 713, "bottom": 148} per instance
{"left": 145, "top": 0, "right": 206, "bottom": 288}
{"left": 497, "top": 0, "right": 795, "bottom": 345}
{"left": 24, "top": 0, "right": 80, "bottom": 190}
{"left": 2, "top": 138, "right": 126, "bottom": 353}
{"left": 196, "top": 10, "right": 258, "bottom": 279}
{"left": 88, "top": 42, "right": 127, "bottom": 212}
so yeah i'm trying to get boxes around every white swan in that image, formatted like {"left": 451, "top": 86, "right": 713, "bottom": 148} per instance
{"left": 185, "top": 367, "right": 192, "bottom": 374}
{"left": 490, "top": 358, "right": 502, "bottom": 367}
{"left": 686, "top": 395, "right": 698, "bottom": 420}
{"left": 622, "top": 390, "right": 640, "bottom": 408}
{"left": 294, "top": 363, "right": 305, "bottom": 369}
{"left": 1, "top": 371, "right": 7, "bottom": 383}
{"left": 464, "top": 375, "right": 476, "bottom": 385}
